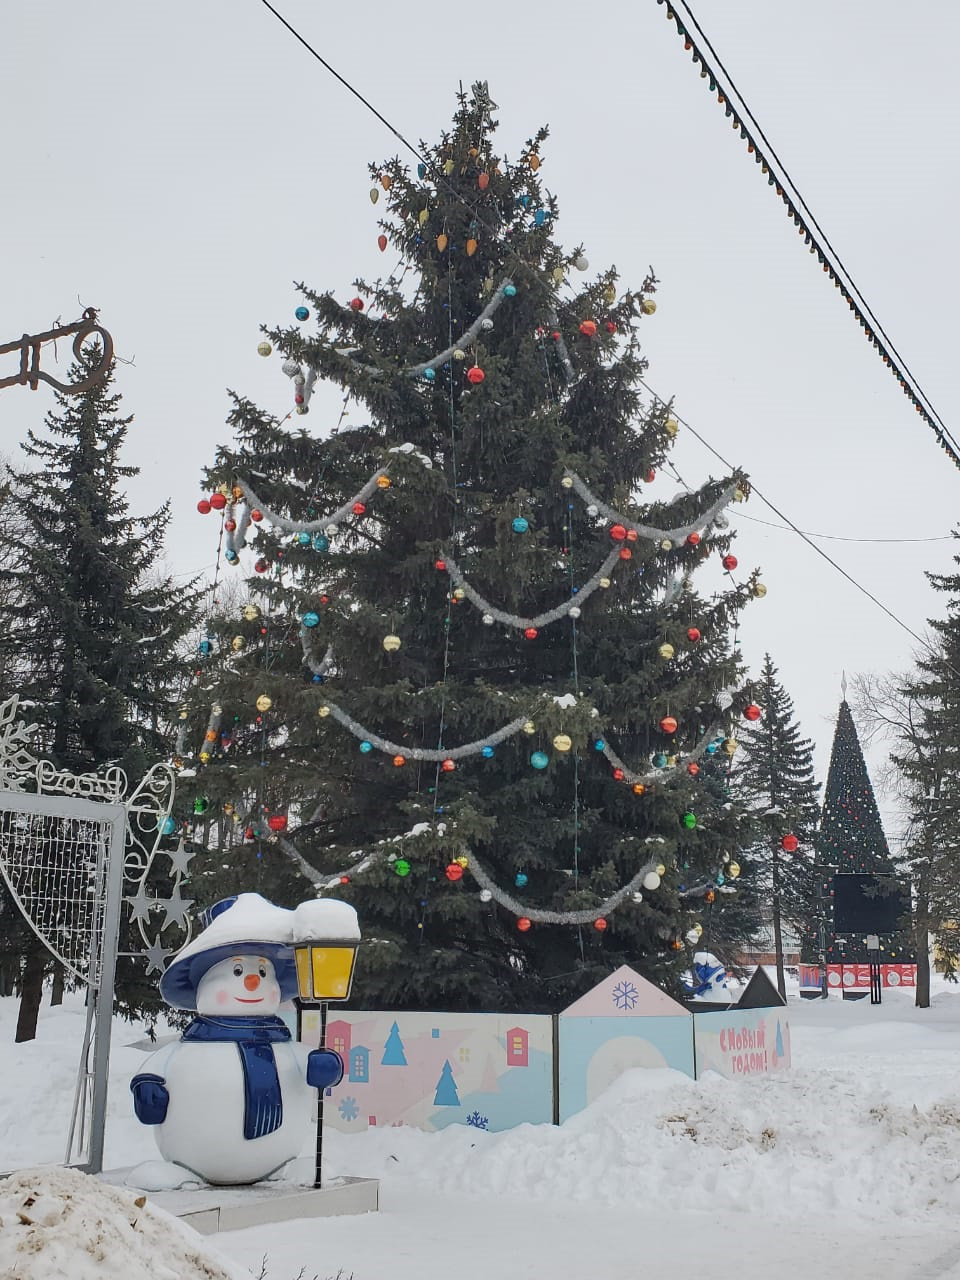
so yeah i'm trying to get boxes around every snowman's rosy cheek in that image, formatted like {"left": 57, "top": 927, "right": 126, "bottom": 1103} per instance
{"left": 216, "top": 990, "right": 229, "bottom": 1006}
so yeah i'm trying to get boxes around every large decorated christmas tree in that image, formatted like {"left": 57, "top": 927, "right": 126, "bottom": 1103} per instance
{"left": 810, "top": 693, "right": 911, "bottom": 967}
{"left": 186, "top": 85, "right": 764, "bottom": 1011}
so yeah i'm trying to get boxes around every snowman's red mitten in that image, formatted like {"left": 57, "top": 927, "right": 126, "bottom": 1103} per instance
{"left": 130, "top": 1072, "right": 170, "bottom": 1124}
{"left": 306, "top": 1049, "right": 344, "bottom": 1090}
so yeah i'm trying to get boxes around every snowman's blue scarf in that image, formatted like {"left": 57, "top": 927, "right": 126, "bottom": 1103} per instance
{"left": 182, "top": 1015, "right": 290, "bottom": 1140}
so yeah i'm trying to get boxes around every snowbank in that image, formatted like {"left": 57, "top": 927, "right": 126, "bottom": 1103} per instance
{"left": 0, "top": 1166, "right": 246, "bottom": 1280}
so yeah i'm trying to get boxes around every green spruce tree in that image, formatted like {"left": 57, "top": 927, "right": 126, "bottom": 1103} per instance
{"left": 731, "top": 653, "right": 820, "bottom": 997}
{"left": 0, "top": 344, "right": 201, "bottom": 1037}
{"left": 885, "top": 546, "right": 960, "bottom": 1006}
{"left": 189, "top": 85, "right": 761, "bottom": 1012}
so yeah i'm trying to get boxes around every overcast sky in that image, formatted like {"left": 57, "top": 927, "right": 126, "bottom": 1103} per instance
{"left": 4, "top": 1, "right": 958, "bottom": 832}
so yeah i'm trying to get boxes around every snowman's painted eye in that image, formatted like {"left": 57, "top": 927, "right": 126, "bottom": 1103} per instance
{"left": 233, "top": 963, "right": 243, "bottom": 977}
{"left": 258, "top": 965, "right": 267, "bottom": 978}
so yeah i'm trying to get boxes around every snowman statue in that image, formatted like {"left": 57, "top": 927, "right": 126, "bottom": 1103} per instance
{"left": 130, "top": 892, "right": 355, "bottom": 1186}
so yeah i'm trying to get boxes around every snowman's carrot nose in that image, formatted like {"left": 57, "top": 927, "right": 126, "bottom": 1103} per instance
{"left": 243, "top": 974, "right": 261, "bottom": 991}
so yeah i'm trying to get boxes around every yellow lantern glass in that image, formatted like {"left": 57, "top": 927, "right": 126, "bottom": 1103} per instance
{"left": 294, "top": 941, "right": 358, "bottom": 1003}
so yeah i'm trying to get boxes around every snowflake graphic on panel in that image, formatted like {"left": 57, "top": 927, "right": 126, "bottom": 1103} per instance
{"left": 338, "top": 1096, "right": 360, "bottom": 1123}
{"left": 465, "top": 1111, "right": 489, "bottom": 1129}
{"left": 612, "top": 979, "right": 639, "bottom": 1011}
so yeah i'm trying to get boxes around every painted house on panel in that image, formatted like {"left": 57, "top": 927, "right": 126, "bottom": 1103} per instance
{"left": 327, "top": 1019, "right": 351, "bottom": 1059}
{"left": 506, "top": 1026, "right": 529, "bottom": 1067}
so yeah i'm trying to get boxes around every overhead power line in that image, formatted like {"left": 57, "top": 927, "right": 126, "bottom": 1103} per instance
{"left": 661, "top": 0, "right": 960, "bottom": 471}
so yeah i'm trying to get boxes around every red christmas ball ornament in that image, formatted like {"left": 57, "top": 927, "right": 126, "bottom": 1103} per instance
{"left": 352, "top": 502, "right": 367, "bottom": 516}
{"left": 659, "top": 715, "right": 678, "bottom": 734}
{"left": 350, "top": 297, "right": 365, "bottom": 311}
{"left": 224, "top": 519, "right": 236, "bottom": 533}
{"left": 196, "top": 499, "right": 212, "bottom": 515}
{"left": 722, "top": 554, "right": 738, "bottom": 571}
{"left": 645, "top": 469, "right": 656, "bottom": 483}
{"left": 686, "top": 627, "right": 701, "bottom": 643}
{"left": 579, "top": 320, "right": 597, "bottom": 337}
{"left": 441, "top": 758, "right": 456, "bottom": 772}
{"left": 605, "top": 321, "right": 617, "bottom": 334}
{"left": 613, "top": 767, "right": 625, "bottom": 781}
{"left": 466, "top": 365, "right": 485, "bottom": 385}
{"left": 524, "top": 627, "right": 538, "bottom": 640}
{"left": 551, "top": 331, "right": 561, "bottom": 341}
{"left": 594, "top": 917, "right": 608, "bottom": 931}
{"left": 686, "top": 532, "right": 700, "bottom": 546}
{"left": 244, "top": 826, "right": 255, "bottom": 840}
{"left": 782, "top": 833, "right": 799, "bottom": 853}
{"left": 610, "top": 524, "right": 627, "bottom": 542}
{"left": 517, "top": 917, "right": 532, "bottom": 932}
{"left": 743, "top": 703, "right": 762, "bottom": 722}
{"left": 377, "top": 234, "right": 388, "bottom": 252}
{"left": 250, "top": 509, "right": 263, "bottom": 522}
{"left": 687, "top": 762, "right": 700, "bottom": 776}
{"left": 625, "top": 529, "right": 639, "bottom": 543}
{"left": 445, "top": 863, "right": 464, "bottom": 882}
{"left": 254, "top": 558, "right": 269, "bottom": 574}
{"left": 210, "top": 493, "right": 227, "bottom": 511}
{"left": 435, "top": 559, "right": 446, "bottom": 571}
{"left": 392, "top": 755, "right": 406, "bottom": 767}
{"left": 267, "top": 814, "right": 288, "bottom": 833}
{"left": 619, "top": 547, "right": 632, "bottom": 561}
{"left": 340, "top": 875, "right": 350, "bottom": 885}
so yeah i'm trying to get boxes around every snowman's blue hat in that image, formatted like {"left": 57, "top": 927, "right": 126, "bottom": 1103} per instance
{"left": 160, "top": 892, "right": 301, "bottom": 1011}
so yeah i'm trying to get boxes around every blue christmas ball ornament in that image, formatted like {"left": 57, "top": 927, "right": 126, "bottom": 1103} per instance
{"left": 312, "top": 674, "right": 325, "bottom": 684}
{"left": 224, "top": 548, "right": 238, "bottom": 563}
{"left": 198, "top": 639, "right": 213, "bottom": 656}
{"left": 716, "top": 872, "right": 726, "bottom": 886}
{"left": 594, "top": 739, "right": 606, "bottom": 751}
{"left": 298, "top": 531, "right": 311, "bottom": 545}
{"left": 312, "top": 534, "right": 330, "bottom": 553}
{"left": 515, "top": 872, "right": 529, "bottom": 888}
{"left": 482, "top": 745, "right": 495, "bottom": 758}
{"left": 302, "top": 611, "right": 320, "bottom": 628}
{"left": 530, "top": 751, "right": 549, "bottom": 770}
{"left": 417, "top": 162, "right": 427, "bottom": 178}
{"left": 511, "top": 517, "right": 529, "bottom": 534}
{"left": 534, "top": 209, "right": 546, "bottom": 226}
{"left": 504, "top": 284, "right": 517, "bottom": 297}
{"left": 295, "top": 306, "right": 309, "bottom": 321}
{"left": 706, "top": 742, "right": 718, "bottom": 755}
{"left": 359, "top": 741, "right": 373, "bottom": 754}
{"left": 653, "top": 752, "right": 668, "bottom": 768}
{"left": 161, "top": 816, "right": 177, "bottom": 836}
{"left": 520, "top": 196, "right": 531, "bottom": 208}
{"left": 424, "top": 368, "right": 436, "bottom": 382}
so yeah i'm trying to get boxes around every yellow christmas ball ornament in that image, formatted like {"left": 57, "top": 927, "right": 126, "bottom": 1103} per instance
{"left": 453, "top": 348, "right": 466, "bottom": 362}
{"left": 376, "top": 475, "right": 392, "bottom": 490}
{"left": 443, "top": 159, "right": 455, "bottom": 175}
{"left": 724, "top": 737, "right": 739, "bottom": 756}
{"left": 664, "top": 417, "right": 679, "bottom": 438}
{"left": 599, "top": 577, "right": 611, "bottom": 589}
{"left": 658, "top": 643, "right": 675, "bottom": 660}
{"left": 256, "top": 694, "right": 272, "bottom": 712}
{"left": 660, "top": 539, "right": 673, "bottom": 551}
{"left": 633, "top": 783, "right": 645, "bottom": 795}
{"left": 243, "top": 604, "right": 260, "bottom": 621}
{"left": 561, "top": 475, "right": 574, "bottom": 489}
{"left": 382, "top": 634, "right": 402, "bottom": 652}
{"left": 231, "top": 636, "right": 245, "bottom": 652}
{"left": 728, "top": 861, "right": 741, "bottom": 878}
{"left": 452, "top": 587, "right": 466, "bottom": 601}
{"left": 656, "top": 863, "right": 666, "bottom": 877}
{"left": 734, "top": 487, "right": 746, "bottom": 503}
{"left": 317, "top": 705, "right": 331, "bottom": 718}
{"left": 418, "top": 209, "right": 429, "bottom": 226}
{"left": 552, "top": 267, "right": 564, "bottom": 283}
{"left": 199, "top": 751, "right": 211, "bottom": 764}
{"left": 752, "top": 582, "right": 767, "bottom": 598}
{"left": 257, "top": 341, "right": 272, "bottom": 358}
{"left": 369, "top": 188, "right": 379, "bottom": 204}
{"left": 455, "top": 855, "right": 469, "bottom": 868}
{"left": 553, "top": 733, "right": 573, "bottom": 753}
{"left": 522, "top": 720, "right": 536, "bottom": 735}
{"left": 640, "top": 297, "right": 657, "bottom": 315}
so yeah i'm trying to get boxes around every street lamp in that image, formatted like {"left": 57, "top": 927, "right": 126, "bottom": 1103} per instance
{"left": 291, "top": 901, "right": 361, "bottom": 1189}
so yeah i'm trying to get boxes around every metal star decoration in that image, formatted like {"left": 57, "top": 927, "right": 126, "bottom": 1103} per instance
{"left": 160, "top": 883, "right": 194, "bottom": 930}
{"left": 125, "top": 886, "right": 154, "bottom": 923}
{"left": 142, "top": 936, "right": 174, "bottom": 976}
{"left": 167, "top": 838, "right": 195, "bottom": 877}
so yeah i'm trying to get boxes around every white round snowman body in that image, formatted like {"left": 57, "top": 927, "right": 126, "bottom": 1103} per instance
{"left": 139, "top": 955, "right": 313, "bottom": 1185}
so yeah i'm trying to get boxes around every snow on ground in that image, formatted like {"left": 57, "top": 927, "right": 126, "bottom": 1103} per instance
{"left": 6, "top": 988, "right": 960, "bottom": 1276}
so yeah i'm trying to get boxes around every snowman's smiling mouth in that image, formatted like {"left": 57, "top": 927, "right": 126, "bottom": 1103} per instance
{"left": 234, "top": 997, "right": 264, "bottom": 1003}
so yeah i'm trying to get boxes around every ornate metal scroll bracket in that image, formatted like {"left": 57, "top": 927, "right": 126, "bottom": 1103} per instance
{"left": 0, "top": 308, "right": 114, "bottom": 395}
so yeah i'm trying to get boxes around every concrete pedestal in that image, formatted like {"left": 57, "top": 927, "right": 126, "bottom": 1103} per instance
{"left": 148, "top": 1176, "right": 379, "bottom": 1235}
